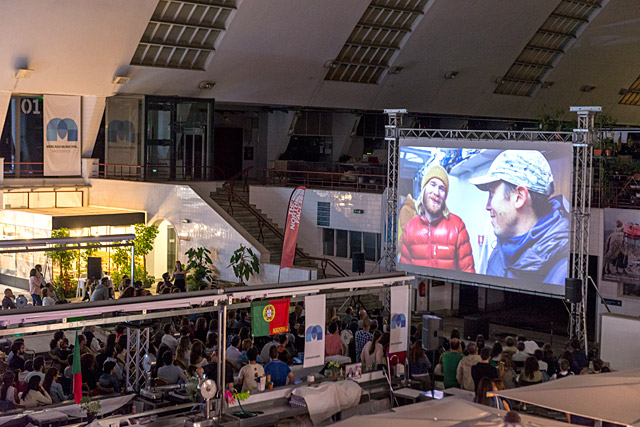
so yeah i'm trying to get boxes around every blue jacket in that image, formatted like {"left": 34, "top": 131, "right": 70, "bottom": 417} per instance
{"left": 487, "top": 196, "right": 569, "bottom": 286}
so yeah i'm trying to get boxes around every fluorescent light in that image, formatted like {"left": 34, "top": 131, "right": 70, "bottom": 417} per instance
{"left": 112, "top": 76, "right": 131, "bottom": 85}
{"left": 15, "top": 69, "right": 33, "bottom": 79}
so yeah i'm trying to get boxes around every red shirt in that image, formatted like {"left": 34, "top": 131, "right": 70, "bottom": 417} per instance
{"left": 325, "top": 334, "right": 343, "bottom": 356}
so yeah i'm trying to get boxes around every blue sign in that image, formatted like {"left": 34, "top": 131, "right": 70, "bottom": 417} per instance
{"left": 107, "top": 120, "right": 136, "bottom": 143}
{"left": 391, "top": 313, "right": 406, "bottom": 329}
{"left": 46, "top": 118, "right": 78, "bottom": 141}
{"left": 305, "top": 325, "right": 323, "bottom": 342}
{"left": 602, "top": 298, "right": 622, "bottom": 307}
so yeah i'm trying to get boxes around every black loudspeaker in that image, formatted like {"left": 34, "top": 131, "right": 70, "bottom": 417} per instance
{"left": 87, "top": 257, "right": 102, "bottom": 280}
{"left": 463, "top": 315, "right": 489, "bottom": 341}
{"left": 565, "top": 278, "right": 582, "bottom": 303}
{"left": 352, "top": 252, "right": 365, "bottom": 274}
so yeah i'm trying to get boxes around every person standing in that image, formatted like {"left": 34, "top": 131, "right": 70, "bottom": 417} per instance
{"left": 457, "top": 342, "right": 481, "bottom": 391}
{"left": 29, "top": 268, "right": 42, "bottom": 306}
{"left": 172, "top": 261, "right": 186, "bottom": 292}
{"left": 400, "top": 165, "right": 475, "bottom": 272}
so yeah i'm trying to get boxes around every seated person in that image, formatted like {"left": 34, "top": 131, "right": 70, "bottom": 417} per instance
{"left": 25, "top": 356, "right": 46, "bottom": 383}
{"left": 325, "top": 322, "right": 346, "bottom": 356}
{"left": 99, "top": 361, "right": 121, "bottom": 393}
{"left": 157, "top": 351, "right": 186, "bottom": 384}
{"left": 8, "top": 341, "right": 25, "bottom": 372}
{"left": 2, "top": 289, "right": 16, "bottom": 310}
{"left": 20, "top": 376, "right": 52, "bottom": 408}
{"left": 0, "top": 371, "right": 19, "bottom": 409}
{"left": 264, "top": 346, "right": 293, "bottom": 388}
{"left": 238, "top": 347, "right": 264, "bottom": 393}
{"left": 42, "top": 288, "right": 56, "bottom": 306}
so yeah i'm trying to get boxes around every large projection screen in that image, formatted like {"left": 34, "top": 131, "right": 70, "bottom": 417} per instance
{"left": 397, "top": 138, "right": 572, "bottom": 296}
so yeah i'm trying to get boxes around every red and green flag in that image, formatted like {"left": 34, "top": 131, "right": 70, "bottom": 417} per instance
{"left": 72, "top": 329, "right": 83, "bottom": 404}
{"left": 251, "top": 298, "right": 290, "bottom": 337}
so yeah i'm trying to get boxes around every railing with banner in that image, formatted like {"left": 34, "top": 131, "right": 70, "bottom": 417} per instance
{"left": 259, "top": 168, "right": 386, "bottom": 193}
{"left": 220, "top": 168, "right": 349, "bottom": 278}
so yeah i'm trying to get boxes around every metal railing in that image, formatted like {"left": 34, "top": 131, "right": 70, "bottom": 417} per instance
{"left": 219, "top": 168, "right": 349, "bottom": 278}
{"left": 92, "top": 163, "right": 212, "bottom": 182}
{"left": 259, "top": 168, "right": 386, "bottom": 193}
{"left": 4, "top": 162, "right": 45, "bottom": 177}
{"left": 93, "top": 163, "right": 144, "bottom": 180}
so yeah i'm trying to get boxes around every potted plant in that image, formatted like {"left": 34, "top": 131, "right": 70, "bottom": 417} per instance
{"left": 80, "top": 396, "right": 101, "bottom": 423}
{"left": 325, "top": 362, "right": 341, "bottom": 379}
{"left": 185, "top": 247, "right": 219, "bottom": 291}
{"left": 228, "top": 245, "right": 260, "bottom": 285}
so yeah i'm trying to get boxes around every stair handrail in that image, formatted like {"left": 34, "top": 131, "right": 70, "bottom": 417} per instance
{"left": 215, "top": 186, "right": 349, "bottom": 278}
{"left": 223, "top": 166, "right": 253, "bottom": 193}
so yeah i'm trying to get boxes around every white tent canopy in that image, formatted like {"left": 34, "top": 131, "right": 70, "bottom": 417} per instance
{"left": 493, "top": 368, "right": 640, "bottom": 426}
{"left": 332, "top": 397, "right": 570, "bottom": 427}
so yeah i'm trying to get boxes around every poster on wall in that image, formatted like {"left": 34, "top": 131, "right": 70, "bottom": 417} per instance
{"left": 389, "top": 286, "right": 409, "bottom": 354}
{"left": 397, "top": 139, "right": 573, "bottom": 296}
{"left": 303, "top": 294, "right": 326, "bottom": 368}
{"left": 603, "top": 209, "right": 640, "bottom": 295}
{"left": 105, "top": 97, "right": 139, "bottom": 167}
{"left": 43, "top": 95, "right": 81, "bottom": 176}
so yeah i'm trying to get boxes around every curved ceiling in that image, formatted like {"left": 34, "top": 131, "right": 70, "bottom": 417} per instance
{"left": 1, "top": 0, "right": 640, "bottom": 124}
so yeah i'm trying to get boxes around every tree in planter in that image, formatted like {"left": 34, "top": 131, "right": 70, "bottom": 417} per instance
{"left": 46, "top": 228, "right": 76, "bottom": 298}
{"left": 228, "top": 245, "right": 260, "bottom": 285}
{"left": 185, "top": 247, "right": 219, "bottom": 291}
{"left": 110, "top": 223, "right": 159, "bottom": 287}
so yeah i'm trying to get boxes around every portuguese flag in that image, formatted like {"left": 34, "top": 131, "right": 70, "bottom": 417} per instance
{"left": 251, "top": 298, "right": 290, "bottom": 337}
{"left": 72, "top": 329, "right": 83, "bottom": 404}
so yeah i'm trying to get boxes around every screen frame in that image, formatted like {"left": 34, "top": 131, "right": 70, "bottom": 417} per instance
{"left": 396, "top": 137, "right": 574, "bottom": 297}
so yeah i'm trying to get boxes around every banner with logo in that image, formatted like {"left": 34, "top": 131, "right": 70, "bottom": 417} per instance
{"left": 251, "top": 298, "right": 290, "bottom": 337}
{"left": 280, "top": 186, "right": 306, "bottom": 269}
{"left": 304, "top": 294, "right": 325, "bottom": 368}
{"left": 389, "top": 286, "right": 409, "bottom": 354}
{"left": 43, "top": 95, "right": 81, "bottom": 176}
{"left": 105, "top": 97, "right": 139, "bottom": 167}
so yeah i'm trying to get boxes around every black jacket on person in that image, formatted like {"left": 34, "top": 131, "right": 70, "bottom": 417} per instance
{"left": 471, "top": 362, "right": 498, "bottom": 392}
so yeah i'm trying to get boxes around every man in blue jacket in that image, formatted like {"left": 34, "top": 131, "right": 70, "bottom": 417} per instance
{"left": 470, "top": 150, "right": 569, "bottom": 286}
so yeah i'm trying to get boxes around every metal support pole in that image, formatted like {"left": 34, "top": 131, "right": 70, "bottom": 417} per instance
{"left": 217, "top": 302, "right": 228, "bottom": 420}
{"left": 130, "top": 244, "right": 135, "bottom": 283}
{"left": 569, "top": 106, "right": 598, "bottom": 356}
{"left": 384, "top": 109, "right": 406, "bottom": 272}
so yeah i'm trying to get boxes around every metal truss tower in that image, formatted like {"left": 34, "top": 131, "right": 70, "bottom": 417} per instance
{"left": 384, "top": 109, "right": 406, "bottom": 272}
{"left": 569, "top": 106, "right": 598, "bottom": 353}
{"left": 126, "top": 324, "right": 150, "bottom": 392}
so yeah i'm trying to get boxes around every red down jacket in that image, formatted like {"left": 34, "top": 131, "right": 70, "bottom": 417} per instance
{"left": 399, "top": 213, "right": 475, "bottom": 272}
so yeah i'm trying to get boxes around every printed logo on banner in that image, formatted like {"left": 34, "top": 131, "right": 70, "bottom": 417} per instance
{"left": 46, "top": 118, "right": 78, "bottom": 141}
{"left": 391, "top": 313, "right": 406, "bottom": 329}
{"left": 107, "top": 120, "right": 136, "bottom": 143}
{"left": 262, "top": 304, "right": 276, "bottom": 323}
{"left": 305, "top": 325, "right": 323, "bottom": 342}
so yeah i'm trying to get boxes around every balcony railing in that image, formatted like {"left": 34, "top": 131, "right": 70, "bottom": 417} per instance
{"left": 259, "top": 168, "right": 386, "bottom": 193}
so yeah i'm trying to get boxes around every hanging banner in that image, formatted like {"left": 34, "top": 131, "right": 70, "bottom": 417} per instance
{"left": 105, "top": 97, "right": 139, "bottom": 168}
{"left": 303, "top": 294, "right": 325, "bottom": 368}
{"left": 44, "top": 95, "right": 81, "bottom": 176}
{"left": 280, "top": 186, "right": 306, "bottom": 269}
{"left": 251, "top": 298, "right": 290, "bottom": 337}
{"left": 389, "top": 286, "right": 410, "bottom": 354}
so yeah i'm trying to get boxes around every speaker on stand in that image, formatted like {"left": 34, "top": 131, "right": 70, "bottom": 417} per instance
{"left": 87, "top": 257, "right": 103, "bottom": 281}
{"left": 352, "top": 252, "right": 365, "bottom": 275}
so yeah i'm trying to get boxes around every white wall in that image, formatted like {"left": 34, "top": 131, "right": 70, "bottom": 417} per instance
{"left": 600, "top": 313, "right": 640, "bottom": 370}
{"left": 249, "top": 185, "right": 384, "bottom": 275}
{"left": 89, "top": 179, "right": 273, "bottom": 284}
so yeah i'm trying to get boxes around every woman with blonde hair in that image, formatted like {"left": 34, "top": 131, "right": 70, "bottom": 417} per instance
{"left": 497, "top": 351, "right": 516, "bottom": 389}
{"left": 176, "top": 336, "right": 191, "bottom": 367}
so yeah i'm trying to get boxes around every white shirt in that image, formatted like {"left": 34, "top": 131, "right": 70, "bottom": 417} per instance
{"left": 238, "top": 363, "right": 264, "bottom": 393}
{"left": 162, "top": 334, "right": 178, "bottom": 353}
{"left": 226, "top": 345, "right": 243, "bottom": 369}
{"left": 512, "top": 351, "right": 529, "bottom": 362}
{"left": 42, "top": 297, "right": 56, "bottom": 306}
{"left": 537, "top": 359, "right": 548, "bottom": 371}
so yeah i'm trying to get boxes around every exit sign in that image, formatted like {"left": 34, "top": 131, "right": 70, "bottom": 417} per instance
{"left": 353, "top": 209, "right": 365, "bottom": 214}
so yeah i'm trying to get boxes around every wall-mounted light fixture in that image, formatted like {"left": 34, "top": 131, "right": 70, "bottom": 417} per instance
{"left": 388, "top": 66, "right": 403, "bottom": 75}
{"left": 541, "top": 81, "right": 555, "bottom": 89}
{"left": 580, "top": 85, "right": 596, "bottom": 92}
{"left": 619, "top": 88, "right": 629, "bottom": 96}
{"left": 15, "top": 69, "right": 33, "bottom": 79}
{"left": 444, "top": 71, "right": 458, "bottom": 80}
{"left": 112, "top": 76, "right": 131, "bottom": 85}
{"left": 199, "top": 81, "right": 215, "bottom": 90}
{"left": 181, "top": 219, "right": 191, "bottom": 224}
{"left": 324, "top": 60, "right": 339, "bottom": 69}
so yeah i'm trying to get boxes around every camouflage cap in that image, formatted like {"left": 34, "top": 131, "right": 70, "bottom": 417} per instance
{"left": 469, "top": 150, "right": 554, "bottom": 195}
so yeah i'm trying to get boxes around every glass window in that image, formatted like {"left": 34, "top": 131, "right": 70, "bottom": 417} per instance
{"left": 29, "top": 192, "right": 55, "bottom": 208}
{"left": 336, "top": 230, "right": 348, "bottom": 258}
{"left": 364, "top": 232, "right": 378, "bottom": 261}
{"left": 3, "top": 193, "right": 28, "bottom": 209}
{"left": 349, "top": 231, "right": 362, "bottom": 258}
{"left": 56, "top": 192, "right": 83, "bottom": 208}
{"left": 323, "top": 228, "right": 334, "bottom": 256}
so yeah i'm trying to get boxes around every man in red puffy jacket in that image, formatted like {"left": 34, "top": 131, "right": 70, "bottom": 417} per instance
{"left": 400, "top": 165, "right": 475, "bottom": 272}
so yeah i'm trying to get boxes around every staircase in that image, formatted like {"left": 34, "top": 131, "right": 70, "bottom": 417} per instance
{"left": 209, "top": 187, "right": 319, "bottom": 270}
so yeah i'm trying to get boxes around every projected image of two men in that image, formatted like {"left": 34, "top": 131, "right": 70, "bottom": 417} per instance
{"left": 398, "top": 143, "right": 572, "bottom": 295}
